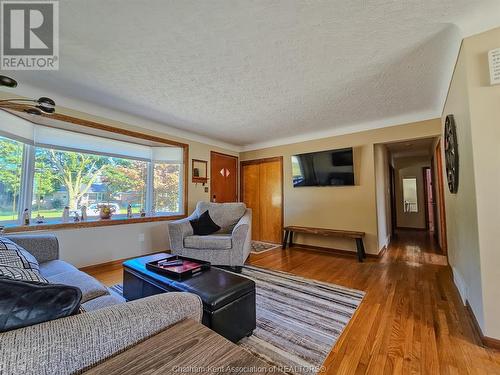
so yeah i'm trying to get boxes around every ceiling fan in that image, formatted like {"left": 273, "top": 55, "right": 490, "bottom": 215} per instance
{"left": 0, "top": 75, "right": 56, "bottom": 115}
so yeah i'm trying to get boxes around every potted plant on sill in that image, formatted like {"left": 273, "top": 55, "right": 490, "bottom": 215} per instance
{"left": 97, "top": 204, "right": 116, "bottom": 220}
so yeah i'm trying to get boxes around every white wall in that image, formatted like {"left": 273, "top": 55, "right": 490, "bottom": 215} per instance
{"left": 374, "top": 144, "right": 391, "bottom": 250}
{"left": 464, "top": 27, "right": 500, "bottom": 339}
{"left": 441, "top": 37, "right": 485, "bottom": 333}
{"left": 37, "top": 222, "right": 169, "bottom": 268}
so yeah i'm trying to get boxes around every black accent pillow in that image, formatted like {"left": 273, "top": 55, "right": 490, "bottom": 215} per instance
{"left": 190, "top": 210, "right": 221, "bottom": 236}
{"left": 0, "top": 277, "right": 82, "bottom": 332}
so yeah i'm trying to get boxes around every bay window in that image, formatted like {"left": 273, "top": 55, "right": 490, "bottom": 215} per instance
{"left": 0, "top": 111, "right": 185, "bottom": 226}
{"left": 0, "top": 135, "right": 24, "bottom": 223}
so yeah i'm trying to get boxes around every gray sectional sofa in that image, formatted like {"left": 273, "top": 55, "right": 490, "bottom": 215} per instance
{"left": 5, "top": 234, "right": 126, "bottom": 311}
{"left": 0, "top": 234, "right": 203, "bottom": 375}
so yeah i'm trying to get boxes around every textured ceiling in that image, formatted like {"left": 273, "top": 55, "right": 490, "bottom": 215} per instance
{"left": 9, "top": 1, "right": 500, "bottom": 149}
{"left": 385, "top": 137, "right": 437, "bottom": 159}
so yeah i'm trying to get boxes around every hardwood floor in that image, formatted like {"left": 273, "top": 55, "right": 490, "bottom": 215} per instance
{"left": 86, "top": 230, "right": 500, "bottom": 374}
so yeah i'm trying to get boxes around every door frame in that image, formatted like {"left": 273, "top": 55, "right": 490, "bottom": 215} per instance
{"left": 210, "top": 151, "right": 239, "bottom": 202}
{"left": 240, "top": 156, "right": 284, "bottom": 236}
{"left": 389, "top": 164, "right": 397, "bottom": 239}
{"left": 422, "top": 166, "right": 431, "bottom": 231}
{"left": 434, "top": 140, "right": 448, "bottom": 253}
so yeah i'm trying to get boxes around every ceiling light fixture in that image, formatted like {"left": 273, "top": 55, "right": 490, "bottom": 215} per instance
{"left": 0, "top": 75, "right": 56, "bottom": 115}
{"left": 0, "top": 75, "right": 17, "bottom": 88}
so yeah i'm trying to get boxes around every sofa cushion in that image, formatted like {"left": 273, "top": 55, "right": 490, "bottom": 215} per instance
{"left": 0, "top": 237, "right": 40, "bottom": 272}
{"left": 190, "top": 210, "right": 221, "bottom": 235}
{"left": 39, "top": 260, "right": 78, "bottom": 278}
{"left": 81, "top": 292, "right": 125, "bottom": 312}
{"left": 0, "top": 265, "right": 48, "bottom": 283}
{"left": 184, "top": 234, "right": 232, "bottom": 250}
{"left": 0, "top": 277, "right": 81, "bottom": 332}
{"left": 196, "top": 202, "right": 246, "bottom": 232}
{"left": 47, "top": 270, "right": 109, "bottom": 303}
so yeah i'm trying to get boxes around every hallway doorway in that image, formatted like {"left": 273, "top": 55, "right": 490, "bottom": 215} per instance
{"left": 380, "top": 136, "right": 447, "bottom": 253}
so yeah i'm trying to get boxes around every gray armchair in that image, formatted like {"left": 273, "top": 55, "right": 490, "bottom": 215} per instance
{"left": 167, "top": 202, "right": 252, "bottom": 267}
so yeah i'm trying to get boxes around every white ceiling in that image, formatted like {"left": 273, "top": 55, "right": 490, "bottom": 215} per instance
{"left": 385, "top": 137, "right": 438, "bottom": 160}
{"left": 8, "top": 1, "right": 500, "bottom": 150}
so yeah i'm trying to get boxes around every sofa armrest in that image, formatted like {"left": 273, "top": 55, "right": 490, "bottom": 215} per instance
{"left": 231, "top": 208, "right": 252, "bottom": 263}
{"left": 5, "top": 234, "right": 59, "bottom": 263}
{"left": 167, "top": 214, "right": 195, "bottom": 252}
{"left": 0, "top": 292, "right": 202, "bottom": 375}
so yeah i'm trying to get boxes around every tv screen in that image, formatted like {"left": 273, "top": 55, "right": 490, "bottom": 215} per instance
{"left": 291, "top": 147, "right": 354, "bottom": 187}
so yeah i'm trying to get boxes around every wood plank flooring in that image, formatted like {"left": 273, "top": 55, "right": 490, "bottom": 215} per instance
{"left": 86, "top": 231, "right": 500, "bottom": 374}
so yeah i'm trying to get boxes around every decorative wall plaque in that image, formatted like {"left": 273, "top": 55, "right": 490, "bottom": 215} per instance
{"left": 444, "top": 114, "right": 459, "bottom": 194}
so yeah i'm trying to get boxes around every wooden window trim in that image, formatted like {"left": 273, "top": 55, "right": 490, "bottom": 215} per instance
{"left": 3, "top": 214, "right": 187, "bottom": 234}
{"left": 3, "top": 108, "right": 190, "bottom": 223}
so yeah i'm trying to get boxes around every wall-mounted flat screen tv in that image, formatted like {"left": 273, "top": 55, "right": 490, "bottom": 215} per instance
{"left": 291, "top": 147, "right": 354, "bottom": 187}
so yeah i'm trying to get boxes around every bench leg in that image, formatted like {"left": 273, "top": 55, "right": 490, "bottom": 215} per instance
{"left": 288, "top": 231, "right": 294, "bottom": 248}
{"left": 355, "top": 238, "right": 366, "bottom": 262}
{"left": 282, "top": 230, "right": 289, "bottom": 249}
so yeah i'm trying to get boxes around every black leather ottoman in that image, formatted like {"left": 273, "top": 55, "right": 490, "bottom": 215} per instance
{"left": 122, "top": 253, "right": 256, "bottom": 343}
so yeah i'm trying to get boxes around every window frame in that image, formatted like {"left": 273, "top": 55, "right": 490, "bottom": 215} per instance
{"left": 0, "top": 114, "right": 189, "bottom": 229}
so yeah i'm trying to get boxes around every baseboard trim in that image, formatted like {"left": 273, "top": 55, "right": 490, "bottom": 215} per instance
{"left": 288, "top": 243, "right": 383, "bottom": 258}
{"left": 79, "top": 250, "right": 167, "bottom": 272}
{"left": 465, "top": 301, "right": 500, "bottom": 350}
{"left": 378, "top": 245, "right": 388, "bottom": 257}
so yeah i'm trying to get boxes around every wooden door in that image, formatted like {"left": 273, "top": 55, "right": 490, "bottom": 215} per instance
{"left": 211, "top": 152, "right": 238, "bottom": 203}
{"left": 259, "top": 160, "right": 283, "bottom": 243}
{"left": 241, "top": 164, "right": 261, "bottom": 240}
{"left": 241, "top": 157, "right": 283, "bottom": 244}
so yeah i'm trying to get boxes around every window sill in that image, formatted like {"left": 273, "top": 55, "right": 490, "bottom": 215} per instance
{"left": 3, "top": 214, "right": 186, "bottom": 233}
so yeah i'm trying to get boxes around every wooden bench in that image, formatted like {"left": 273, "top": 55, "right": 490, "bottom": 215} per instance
{"left": 282, "top": 225, "right": 367, "bottom": 262}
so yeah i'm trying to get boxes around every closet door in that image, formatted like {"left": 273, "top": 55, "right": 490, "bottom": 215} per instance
{"left": 258, "top": 160, "right": 282, "bottom": 244}
{"left": 241, "top": 163, "right": 261, "bottom": 240}
{"left": 241, "top": 158, "right": 283, "bottom": 244}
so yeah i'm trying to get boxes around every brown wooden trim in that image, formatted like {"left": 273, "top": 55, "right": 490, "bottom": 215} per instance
{"left": 389, "top": 164, "right": 397, "bottom": 238}
{"left": 3, "top": 107, "right": 191, "bottom": 218}
{"left": 289, "top": 242, "right": 382, "bottom": 258}
{"left": 240, "top": 156, "right": 284, "bottom": 233}
{"left": 79, "top": 250, "right": 167, "bottom": 273}
{"left": 240, "top": 156, "right": 283, "bottom": 166}
{"left": 422, "top": 167, "right": 430, "bottom": 230}
{"left": 4, "top": 214, "right": 186, "bottom": 234}
{"left": 465, "top": 301, "right": 500, "bottom": 350}
{"left": 435, "top": 139, "right": 448, "bottom": 254}
{"left": 210, "top": 151, "right": 239, "bottom": 201}
{"left": 5, "top": 107, "right": 189, "bottom": 148}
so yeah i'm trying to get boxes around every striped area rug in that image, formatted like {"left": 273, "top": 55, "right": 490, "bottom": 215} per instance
{"left": 251, "top": 240, "right": 281, "bottom": 254}
{"left": 236, "top": 266, "right": 364, "bottom": 374}
{"left": 111, "top": 266, "right": 364, "bottom": 375}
